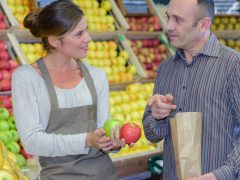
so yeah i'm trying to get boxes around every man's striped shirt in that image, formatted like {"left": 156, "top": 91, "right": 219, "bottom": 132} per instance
{"left": 142, "top": 34, "right": 240, "bottom": 179}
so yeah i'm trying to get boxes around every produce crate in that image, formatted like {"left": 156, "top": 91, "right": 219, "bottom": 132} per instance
{"left": 211, "top": 14, "right": 240, "bottom": 39}
{"left": 119, "top": 32, "right": 174, "bottom": 79}
{"left": 5, "top": 0, "right": 37, "bottom": 29}
{"left": 85, "top": 35, "right": 139, "bottom": 85}
{"left": 108, "top": 82, "right": 163, "bottom": 162}
{"left": 0, "top": 0, "right": 18, "bottom": 35}
{"left": 116, "top": 0, "right": 166, "bottom": 32}
{"left": 0, "top": 33, "right": 27, "bottom": 93}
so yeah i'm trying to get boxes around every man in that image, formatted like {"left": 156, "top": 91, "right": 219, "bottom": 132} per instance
{"left": 142, "top": 0, "right": 240, "bottom": 179}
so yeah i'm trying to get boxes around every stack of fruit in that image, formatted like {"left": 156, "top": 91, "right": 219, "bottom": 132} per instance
{"left": 0, "top": 96, "right": 33, "bottom": 166}
{"left": 126, "top": 16, "right": 162, "bottom": 31}
{"left": 129, "top": 38, "right": 168, "bottom": 78}
{"left": 0, "top": 40, "right": 19, "bottom": 92}
{"left": 211, "top": 16, "right": 240, "bottom": 31}
{"left": 19, "top": 43, "right": 46, "bottom": 64}
{"left": 73, "top": 0, "right": 116, "bottom": 32}
{"left": 87, "top": 40, "right": 137, "bottom": 84}
{"left": 0, "top": 10, "right": 7, "bottom": 29}
{"left": 0, "top": 105, "right": 27, "bottom": 169}
{"left": 0, "top": 141, "right": 28, "bottom": 179}
{"left": 219, "top": 38, "right": 240, "bottom": 52}
{"left": 109, "top": 83, "right": 158, "bottom": 158}
{"left": 6, "top": 0, "right": 34, "bottom": 28}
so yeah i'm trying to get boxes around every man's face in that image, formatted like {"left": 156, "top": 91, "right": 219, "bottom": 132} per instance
{"left": 166, "top": 0, "right": 202, "bottom": 50}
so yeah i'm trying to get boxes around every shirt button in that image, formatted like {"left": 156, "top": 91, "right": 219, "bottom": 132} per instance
{"left": 179, "top": 108, "right": 182, "bottom": 111}
{"left": 183, "top": 86, "right": 186, "bottom": 89}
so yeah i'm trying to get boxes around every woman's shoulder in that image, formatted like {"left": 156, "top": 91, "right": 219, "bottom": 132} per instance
{"left": 12, "top": 64, "right": 38, "bottom": 81}
{"left": 13, "top": 64, "right": 34, "bottom": 73}
{"left": 84, "top": 63, "right": 107, "bottom": 79}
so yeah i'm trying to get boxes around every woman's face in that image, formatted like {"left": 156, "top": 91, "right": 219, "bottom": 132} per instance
{"left": 56, "top": 17, "right": 91, "bottom": 59}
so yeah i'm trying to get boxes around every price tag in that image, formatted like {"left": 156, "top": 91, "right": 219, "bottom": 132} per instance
{"left": 117, "top": 0, "right": 151, "bottom": 16}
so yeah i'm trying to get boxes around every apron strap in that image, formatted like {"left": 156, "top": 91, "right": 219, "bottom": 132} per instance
{"left": 37, "top": 58, "right": 98, "bottom": 109}
{"left": 76, "top": 60, "right": 97, "bottom": 105}
{"left": 37, "top": 58, "right": 59, "bottom": 109}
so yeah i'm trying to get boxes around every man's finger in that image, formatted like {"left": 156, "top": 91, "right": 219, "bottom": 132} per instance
{"left": 165, "top": 94, "right": 174, "bottom": 102}
{"left": 154, "top": 101, "right": 176, "bottom": 110}
{"left": 148, "top": 94, "right": 163, "bottom": 106}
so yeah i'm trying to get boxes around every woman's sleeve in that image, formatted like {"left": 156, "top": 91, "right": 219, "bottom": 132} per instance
{"left": 12, "top": 67, "right": 89, "bottom": 157}
{"left": 95, "top": 69, "right": 109, "bottom": 128}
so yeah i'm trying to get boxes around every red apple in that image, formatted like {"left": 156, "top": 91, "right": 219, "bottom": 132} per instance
{"left": 120, "top": 123, "right": 141, "bottom": 145}
{"left": 8, "top": 60, "right": 18, "bottom": 69}
{"left": 0, "top": 79, "right": 11, "bottom": 91}
{"left": 144, "top": 63, "right": 153, "bottom": 70}
{"left": 20, "top": 148, "right": 33, "bottom": 159}
{"left": 1, "top": 70, "right": 11, "bottom": 80}
{"left": 0, "top": 61, "right": 10, "bottom": 70}
{"left": 154, "top": 23, "right": 161, "bottom": 31}
{"left": 0, "top": 50, "right": 9, "bottom": 60}
{"left": 0, "top": 12, "right": 4, "bottom": 21}
{"left": 0, "top": 41, "right": 6, "bottom": 50}
{"left": 1, "top": 98, "right": 11, "bottom": 109}
{"left": 0, "top": 22, "right": 6, "bottom": 29}
{"left": 159, "top": 44, "right": 168, "bottom": 53}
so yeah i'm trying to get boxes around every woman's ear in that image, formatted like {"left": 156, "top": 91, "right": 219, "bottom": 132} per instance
{"left": 48, "top": 36, "right": 59, "bottom": 48}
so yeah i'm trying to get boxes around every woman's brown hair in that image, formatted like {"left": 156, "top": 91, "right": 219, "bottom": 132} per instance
{"left": 23, "top": 0, "right": 84, "bottom": 52}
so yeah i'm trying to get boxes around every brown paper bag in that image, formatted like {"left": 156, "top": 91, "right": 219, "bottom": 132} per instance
{"left": 170, "top": 112, "right": 202, "bottom": 180}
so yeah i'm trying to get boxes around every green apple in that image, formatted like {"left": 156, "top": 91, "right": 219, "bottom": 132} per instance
{"left": 8, "top": 130, "right": 19, "bottom": 142}
{"left": 0, "top": 107, "right": 9, "bottom": 121}
{"left": 7, "top": 116, "right": 16, "bottom": 130}
{"left": 0, "top": 121, "right": 10, "bottom": 131}
{"left": 0, "top": 132, "right": 9, "bottom": 144}
{"left": 6, "top": 141, "right": 21, "bottom": 154}
{"left": 16, "top": 154, "right": 26, "bottom": 168}
{"left": 0, "top": 169, "right": 14, "bottom": 180}
{"left": 104, "top": 118, "right": 123, "bottom": 137}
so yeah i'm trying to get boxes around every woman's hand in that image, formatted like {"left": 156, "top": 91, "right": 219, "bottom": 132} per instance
{"left": 109, "top": 126, "right": 125, "bottom": 150}
{"left": 109, "top": 126, "right": 135, "bottom": 150}
{"left": 85, "top": 128, "right": 112, "bottom": 152}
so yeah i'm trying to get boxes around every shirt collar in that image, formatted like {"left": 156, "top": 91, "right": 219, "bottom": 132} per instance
{"left": 174, "top": 33, "right": 220, "bottom": 61}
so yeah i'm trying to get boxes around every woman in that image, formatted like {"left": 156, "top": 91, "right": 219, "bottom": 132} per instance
{"left": 12, "top": 0, "right": 124, "bottom": 179}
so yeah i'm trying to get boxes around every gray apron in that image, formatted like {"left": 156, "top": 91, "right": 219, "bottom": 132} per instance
{"left": 37, "top": 59, "right": 118, "bottom": 180}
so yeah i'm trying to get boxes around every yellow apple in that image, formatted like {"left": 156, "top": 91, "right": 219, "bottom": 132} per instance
{"left": 0, "top": 169, "right": 15, "bottom": 180}
{"left": 101, "top": 0, "right": 112, "bottom": 11}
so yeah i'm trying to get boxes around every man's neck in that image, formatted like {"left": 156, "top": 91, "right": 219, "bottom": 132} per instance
{"left": 183, "top": 32, "right": 210, "bottom": 63}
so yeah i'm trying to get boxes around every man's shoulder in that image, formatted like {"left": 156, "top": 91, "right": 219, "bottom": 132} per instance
{"left": 219, "top": 43, "right": 240, "bottom": 60}
{"left": 160, "top": 55, "right": 176, "bottom": 66}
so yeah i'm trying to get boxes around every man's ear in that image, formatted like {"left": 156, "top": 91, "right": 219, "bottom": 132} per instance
{"left": 48, "top": 36, "right": 59, "bottom": 48}
{"left": 199, "top": 17, "right": 211, "bottom": 32}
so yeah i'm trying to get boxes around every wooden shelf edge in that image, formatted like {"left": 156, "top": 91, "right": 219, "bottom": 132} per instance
{"left": 0, "top": 91, "right": 11, "bottom": 96}
{"left": 111, "top": 148, "right": 162, "bottom": 162}
{"left": 214, "top": 30, "right": 240, "bottom": 38}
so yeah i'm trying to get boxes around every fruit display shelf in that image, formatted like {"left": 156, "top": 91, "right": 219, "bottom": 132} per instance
{"left": 211, "top": 14, "right": 240, "bottom": 39}
{"left": 85, "top": 37, "right": 138, "bottom": 85}
{"left": 109, "top": 82, "right": 163, "bottom": 162}
{"left": 119, "top": 32, "right": 174, "bottom": 79}
{"left": 0, "top": 0, "right": 18, "bottom": 36}
{"left": 0, "top": 95, "right": 39, "bottom": 180}
{"left": 5, "top": 0, "right": 37, "bottom": 29}
{"left": 0, "top": 33, "right": 27, "bottom": 93}
{"left": 219, "top": 37, "right": 240, "bottom": 52}
{"left": 116, "top": 0, "right": 166, "bottom": 33}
